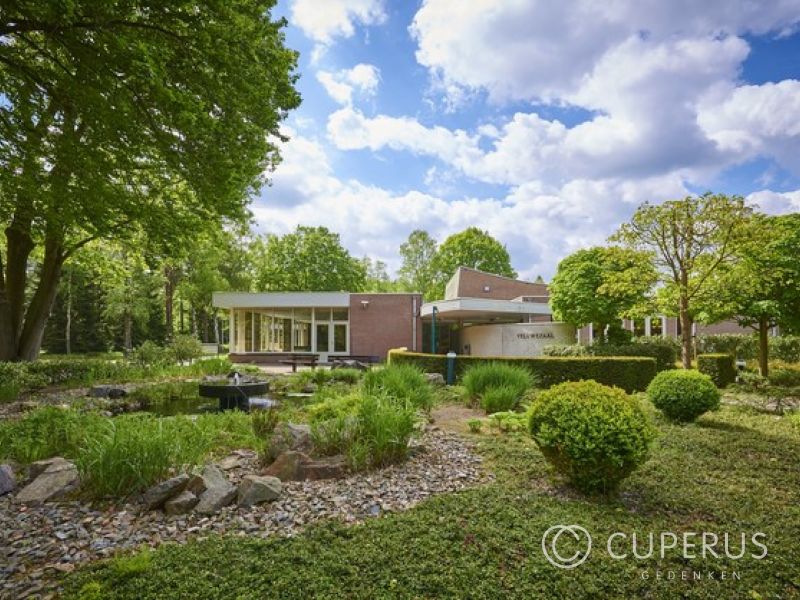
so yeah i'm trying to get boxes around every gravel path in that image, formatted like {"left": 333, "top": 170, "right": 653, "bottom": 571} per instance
{"left": 1, "top": 428, "right": 491, "bottom": 599}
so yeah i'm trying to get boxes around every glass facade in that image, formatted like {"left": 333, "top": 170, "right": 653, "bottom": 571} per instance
{"left": 232, "top": 307, "right": 349, "bottom": 354}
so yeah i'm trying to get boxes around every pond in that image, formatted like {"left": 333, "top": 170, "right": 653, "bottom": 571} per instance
{"left": 126, "top": 380, "right": 281, "bottom": 417}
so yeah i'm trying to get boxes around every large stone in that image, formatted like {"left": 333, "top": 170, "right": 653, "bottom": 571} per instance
{"left": 89, "top": 385, "right": 128, "bottom": 399}
{"left": 164, "top": 490, "right": 199, "bottom": 515}
{"left": 15, "top": 458, "right": 78, "bottom": 504}
{"left": 27, "top": 457, "right": 71, "bottom": 482}
{"left": 424, "top": 373, "right": 445, "bottom": 386}
{"left": 189, "top": 465, "right": 236, "bottom": 514}
{"left": 266, "top": 423, "right": 312, "bottom": 461}
{"left": 237, "top": 475, "right": 282, "bottom": 507}
{"left": 300, "top": 455, "right": 347, "bottom": 481}
{"left": 262, "top": 451, "right": 308, "bottom": 481}
{"left": 0, "top": 464, "right": 16, "bottom": 496}
{"left": 142, "top": 474, "right": 190, "bottom": 510}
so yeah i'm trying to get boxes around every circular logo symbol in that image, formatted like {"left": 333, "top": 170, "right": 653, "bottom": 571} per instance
{"left": 542, "top": 525, "right": 592, "bottom": 569}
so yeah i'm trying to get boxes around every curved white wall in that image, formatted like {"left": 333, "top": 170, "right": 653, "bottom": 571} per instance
{"left": 460, "top": 322, "right": 575, "bottom": 357}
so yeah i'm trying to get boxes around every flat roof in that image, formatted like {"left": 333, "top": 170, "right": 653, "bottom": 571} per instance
{"left": 420, "top": 297, "right": 552, "bottom": 321}
{"left": 212, "top": 291, "right": 350, "bottom": 309}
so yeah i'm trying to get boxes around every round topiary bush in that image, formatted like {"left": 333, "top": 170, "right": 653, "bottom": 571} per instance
{"left": 647, "top": 369, "right": 720, "bottom": 422}
{"left": 528, "top": 380, "right": 655, "bottom": 493}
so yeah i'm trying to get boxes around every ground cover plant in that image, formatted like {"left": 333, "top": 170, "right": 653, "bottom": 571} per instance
{"left": 647, "top": 370, "right": 721, "bottom": 422}
{"left": 62, "top": 401, "right": 800, "bottom": 599}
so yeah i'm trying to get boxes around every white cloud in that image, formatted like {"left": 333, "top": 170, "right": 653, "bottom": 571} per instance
{"left": 290, "top": 0, "right": 386, "bottom": 47}
{"left": 317, "top": 63, "right": 381, "bottom": 105}
{"left": 746, "top": 189, "right": 800, "bottom": 214}
{"left": 257, "top": 132, "right": 691, "bottom": 280}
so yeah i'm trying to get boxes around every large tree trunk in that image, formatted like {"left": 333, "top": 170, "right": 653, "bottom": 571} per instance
{"left": 679, "top": 294, "right": 693, "bottom": 369}
{"left": 123, "top": 311, "right": 133, "bottom": 354}
{"left": 65, "top": 270, "right": 72, "bottom": 355}
{"left": 164, "top": 265, "right": 180, "bottom": 340}
{"left": 758, "top": 317, "right": 769, "bottom": 378}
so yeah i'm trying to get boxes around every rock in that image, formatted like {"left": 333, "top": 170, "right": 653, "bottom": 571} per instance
{"left": 300, "top": 455, "right": 347, "bottom": 481}
{"left": 0, "top": 464, "right": 16, "bottom": 496}
{"left": 15, "top": 459, "right": 78, "bottom": 504}
{"left": 164, "top": 490, "right": 199, "bottom": 515}
{"left": 88, "top": 385, "right": 128, "bottom": 399}
{"left": 188, "top": 465, "right": 236, "bottom": 514}
{"left": 263, "top": 451, "right": 308, "bottom": 481}
{"left": 216, "top": 455, "right": 241, "bottom": 471}
{"left": 424, "top": 373, "right": 445, "bottom": 386}
{"left": 27, "top": 457, "right": 71, "bottom": 483}
{"left": 237, "top": 475, "right": 281, "bottom": 507}
{"left": 266, "top": 423, "right": 312, "bottom": 461}
{"left": 142, "top": 474, "right": 190, "bottom": 510}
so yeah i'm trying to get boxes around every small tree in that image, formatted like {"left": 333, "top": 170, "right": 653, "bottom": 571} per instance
{"left": 429, "top": 228, "right": 516, "bottom": 300}
{"left": 398, "top": 230, "right": 438, "bottom": 298}
{"left": 613, "top": 194, "right": 754, "bottom": 368}
{"left": 549, "top": 246, "right": 656, "bottom": 342}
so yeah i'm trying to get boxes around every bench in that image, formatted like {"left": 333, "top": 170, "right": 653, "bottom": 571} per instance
{"left": 278, "top": 353, "right": 319, "bottom": 372}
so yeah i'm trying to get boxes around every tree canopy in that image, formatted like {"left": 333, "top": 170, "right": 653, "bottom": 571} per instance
{"left": 429, "top": 227, "right": 516, "bottom": 299}
{"left": 0, "top": 0, "right": 300, "bottom": 360}
{"left": 251, "top": 226, "right": 366, "bottom": 292}
{"left": 549, "top": 246, "right": 656, "bottom": 342}
{"left": 398, "top": 230, "right": 437, "bottom": 298}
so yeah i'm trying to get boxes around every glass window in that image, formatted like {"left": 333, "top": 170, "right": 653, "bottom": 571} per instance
{"left": 332, "top": 308, "right": 349, "bottom": 321}
{"left": 316, "top": 323, "right": 329, "bottom": 352}
{"left": 633, "top": 319, "right": 646, "bottom": 337}
{"left": 315, "top": 308, "right": 331, "bottom": 322}
{"left": 650, "top": 317, "right": 663, "bottom": 337}
{"left": 333, "top": 323, "right": 347, "bottom": 352}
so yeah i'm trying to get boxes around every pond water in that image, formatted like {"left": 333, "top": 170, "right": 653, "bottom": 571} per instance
{"left": 145, "top": 395, "right": 221, "bottom": 417}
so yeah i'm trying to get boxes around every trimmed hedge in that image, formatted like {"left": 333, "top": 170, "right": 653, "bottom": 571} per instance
{"left": 696, "top": 334, "right": 757, "bottom": 360}
{"left": 697, "top": 353, "right": 736, "bottom": 388}
{"left": 387, "top": 350, "right": 657, "bottom": 393}
{"left": 589, "top": 342, "right": 676, "bottom": 372}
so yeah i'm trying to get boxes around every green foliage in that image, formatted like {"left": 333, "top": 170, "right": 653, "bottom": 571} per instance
{"left": 589, "top": 341, "right": 676, "bottom": 372}
{"left": 362, "top": 364, "right": 433, "bottom": 411}
{"left": 466, "top": 418, "right": 483, "bottom": 433}
{"left": 328, "top": 368, "right": 365, "bottom": 385}
{"left": 647, "top": 370, "right": 720, "bottom": 422}
{"left": 252, "top": 408, "right": 280, "bottom": 440}
{"left": 768, "top": 366, "right": 800, "bottom": 388}
{"left": 109, "top": 548, "right": 153, "bottom": 578}
{"left": 461, "top": 363, "right": 532, "bottom": 413}
{"left": 541, "top": 344, "right": 587, "bottom": 356}
{"left": 131, "top": 342, "right": 173, "bottom": 368}
{"left": 349, "top": 395, "right": 418, "bottom": 470}
{"left": 250, "top": 226, "right": 366, "bottom": 292}
{"left": 697, "top": 334, "right": 757, "bottom": 359}
{"left": 528, "top": 380, "right": 655, "bottom": 493}
{"left": 307, "top": 392, "right": 363, "bottom": 423}
{"left": 398, "top": 229, "right": 438, "bottom": 298}
{"left": 75, "top": 581, "right": 105, "bottom": 600}
{"left": 697, "top": 354, "right": 737, "bottom": 388}
{"left": 388, "top": 350, "right": 657, "bottom": 393}
{"left": 169, "top": 335, "right": 203, "bottom": 364}
{"left": 488, "top": 411, "right": 527, "bottom": 433}
{"left": 549, "top": 246, "right": 656, "bottom": 336}
{"left": 770, "top": 336, "right": 800, "bottom": 363}
{"left": 310, "top": 415, "right": 356, "bottom": 457}
{"left": 428, "top": 228, "right": 516, "bottom": 300}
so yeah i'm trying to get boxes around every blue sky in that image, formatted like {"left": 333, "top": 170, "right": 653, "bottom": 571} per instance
{"left": 252, "top": 0, "right": 800, "bottom": 280}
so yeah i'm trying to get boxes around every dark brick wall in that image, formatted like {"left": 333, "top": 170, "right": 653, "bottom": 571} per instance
{"left": 453, "top": 268, "right": 549, "bottom": 301}
{"left": 350, "top": 294, "right": 422, "bottom": 359}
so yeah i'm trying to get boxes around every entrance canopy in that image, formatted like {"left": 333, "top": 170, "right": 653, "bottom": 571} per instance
{"left": 420, "top": 297, "right": 552, "bottom": 323}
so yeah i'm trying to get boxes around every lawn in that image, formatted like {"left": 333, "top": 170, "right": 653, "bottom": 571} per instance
{"left": 63, "top": 401, "right": 800, "bottom": 599}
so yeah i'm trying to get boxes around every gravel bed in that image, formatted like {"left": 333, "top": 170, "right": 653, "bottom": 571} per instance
{"left": 0, "top": 428, "right": 490, "bottom": 599}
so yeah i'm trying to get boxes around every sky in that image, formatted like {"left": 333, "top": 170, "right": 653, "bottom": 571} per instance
{"left": 251, "top": 0, "right": 800, "bottom": 281}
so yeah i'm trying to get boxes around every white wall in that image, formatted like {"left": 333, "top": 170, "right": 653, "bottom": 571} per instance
{"left": 461, "top": 322, "right": 575, "bottom": 357}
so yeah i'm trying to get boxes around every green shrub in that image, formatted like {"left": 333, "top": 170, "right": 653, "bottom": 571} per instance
{"left": 388, "top": 351, "right": 657, "bottom": 393}
{"left": 589, "top": 341, "right": 676, "bottom": 372}
{"left": 131, "top": 341, "right": 173, "bottom": 367}
{"left": 697, "top": 353, "right": 736, "bottom": 387}
{"left": 169, "top": 335, "right": 203, "bottom": 363}
{"left": 307, "top": 391, "right": 362, "bottom": 423}
{"left": 329, "top": 368, "right": 363, "bottom": 385}
{"left": 252, "top": 408, "right": 280, "bottom": 439}
{"left": 462, "top": 362, "right": 532, "bottom": 411}
{"left": 310, "top": 415, "right": 356, "bottom": 457}
{"left": 647, "top": 370, "right": 720, "bottom": 422}
{"left": 770, "top": 336, "right": 800, "bottom": 363}
{"left": 541, "top": 344, "right": 587, "bottom": 357}
{"left": 362, "top": 364, "right": 433, "bottom": 411}
{"left": 466, "top": 418, "right": 483, "bottom": 433}
{"left": 697, "top": 334, "right": 757, "bottom": 360}
{"left": 768, "top": 366, "right": 800, "bottom": 388}
{"left": 488, "top": 411, "right": 527, "bottom": 432}
{"left": 528, "top": 380, "right": 655, "bottom": 493}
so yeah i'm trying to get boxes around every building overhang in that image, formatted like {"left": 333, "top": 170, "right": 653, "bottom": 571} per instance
{"left": 212, "top": 291, "right": 350, "bottom": 310}
{"left": 420, "top": 297, "right": 551, "bottom": 322}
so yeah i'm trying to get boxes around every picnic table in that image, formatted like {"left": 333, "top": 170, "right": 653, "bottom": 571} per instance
{"left": 278, "top": 353, "right": 319, "bottom": 372}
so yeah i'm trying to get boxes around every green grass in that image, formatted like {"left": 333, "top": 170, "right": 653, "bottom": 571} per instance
{"left": 63, "top": 402, "right": 800, "bottom": 599}
{"left": 362, "top": 364, "right": 434, "bottom": 411}
{"left": 462, "top": 362, "right": 532, "bottom": 410}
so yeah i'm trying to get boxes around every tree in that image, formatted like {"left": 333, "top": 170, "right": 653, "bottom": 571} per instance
{"left": 711, "top": 214, "right": 800, "bottom": 376}
{"left": 361, "top": 257, "right": 396, "bottom": 292}
{"left": 398, "top": 230, "right": 438, "bottom": 298}
{"left": 429, "top": 228, "right": 516, "bottom": 300}
{"left": 0, "top": 1, "right": 300, "bottom": 360}
{"left": 612, "top": 194, "right": 754, "bottom": 368}
{"left": 549, "top": 246, "right": 657, "bottom": 342}
{"left": 251, "top": 226, "right": 366, "bottom": 292}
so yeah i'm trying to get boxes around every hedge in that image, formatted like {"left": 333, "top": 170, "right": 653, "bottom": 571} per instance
{"left": 589, "top": 342, "right": 676, "bottom": 372}
{"left": 697, "top": 353, "right": 737, "bottom": 388}
{"left": 387, "top": 350, "right": 657, "bottom": 393}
